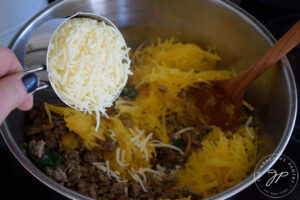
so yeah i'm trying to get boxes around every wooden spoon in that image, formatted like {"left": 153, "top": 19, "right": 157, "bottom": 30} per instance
{"left": 189, "top": 20, "right": 300, "bottom": 130}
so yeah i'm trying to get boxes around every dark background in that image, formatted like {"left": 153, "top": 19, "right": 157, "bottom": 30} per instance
{"left": 0, "top": 0, "right": 299, "bottom": 199}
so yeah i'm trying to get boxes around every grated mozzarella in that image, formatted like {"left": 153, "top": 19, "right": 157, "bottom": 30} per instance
{"left": 124, "top": 187, "right": 128, "bottom": 197}
{"left": 151, "top": 140, "right": 184, "bottom": 155}
{"left": 93, "top": 161, "right": 128, "bottom": 183}
{"left": 116, "top": 147, "right": 129, "bottom": 167}
{"left": 105, "top": 160, "right": 111, "bottom": 178}
{"left": 128, "top": 168, "right": 148, "bottom": 192}
{"left": 107, "top": 129, "right": 116, "bottom": 139}
{"left": 245, "top": 116, "right": 255, "bottom": 139}
{"left": 174, "top": 127, "right": 194, "bottom": 139}
{"left": 48, "top": 18, "right": 131, "bottom": 131}
{"left": 130, "top": 128, "right": 153, "bottom": 162}
{"left": 121, "top": 150, "right": 126, "bottom": 163}
{"left": 128, "top": 167, "right": 166, "bottom": 193}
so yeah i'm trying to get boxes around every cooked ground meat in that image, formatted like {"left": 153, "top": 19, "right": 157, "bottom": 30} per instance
{"left": 129, "top": 182, "right": 142, "bottom": 198}
{"left": 47, "top": 167, "right": 67, "bottom": 183}
{"left": 178, "top": 89, "right": 188, "bottom": 99}
{"left": 120, "top": 113, "right": 133, "bottom": 128}
{"left": 63, "top": 149, "right": 80, "bottom": 161}
{"left": 153, "top": 148, "right": 184, "bottom": 168}
{"left": 158, "top": 85, "right": 168, "bottom": 92}
{"left": 165, "top": 112, "right": 180, "bottom": 129}
{"left": 25, "top": 104, "right": 202, "bottom": 200}
{"left": 25, "top": 105, "right": 52, "bottom": 136}
{"left": 101, "top": 138, "right": 118, "bottom": 151}
{"left": 83, "top": 148, "right": 103, "bottom": 163}
{"left": 106, "top": 106, "right": 119, "bottom": 116}
{"left": 111, "top": 182, "right": 128, "bottom": 195}
{"left": 89, "top": 183, "right": 98, "bottom": 199}
{"left": 28, "top": 139, "right": 45, "bottom": 159}
{"left": 44, "top": 129, "right": 59, "bottom": 149}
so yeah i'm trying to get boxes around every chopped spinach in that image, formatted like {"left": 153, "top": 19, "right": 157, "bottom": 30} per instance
{"left": 23, "top": 143, "right": 64, "bottom": 171}
{"left": 120, "top": 86, "right": 138, "bottom": 99}
{"left": 41, "top": 149, "right": 65, "bottom": 169}
{"left": 173, "top": 138, "right": 186, "bottom": 150}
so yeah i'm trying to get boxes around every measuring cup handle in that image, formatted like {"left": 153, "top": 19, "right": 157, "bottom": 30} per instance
{"left": 23, "top": 65, "right": 45, "bottom": 73}
{"left": 23, "top": 65, "right": 49, "bottom": 92}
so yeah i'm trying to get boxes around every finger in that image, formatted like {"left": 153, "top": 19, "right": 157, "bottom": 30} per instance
{"left": 18, "top": 95, "right": 34, "bottom": 111}
{"left": 0, "top": 46, "right": 22, "bottom": 77}
{"left": 0, "top": 72, "right": 37, "bottom": 124}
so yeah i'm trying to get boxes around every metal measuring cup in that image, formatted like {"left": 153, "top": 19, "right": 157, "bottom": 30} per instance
{"left": 23, "top": 12, "right": 128, "bottom": 107}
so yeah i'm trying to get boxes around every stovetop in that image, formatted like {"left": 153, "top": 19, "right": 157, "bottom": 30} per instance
{"left": 0, "top": 0, "right": 299, "bottom": 199}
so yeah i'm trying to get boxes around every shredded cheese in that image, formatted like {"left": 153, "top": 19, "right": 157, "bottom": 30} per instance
{"left": 93, "top": 161, "right": 128, "bottom": 183}
{"left": 121, "top": 150, "right": 126, "bottom": 162}
{"left": 151, "top": 140, "right": 184, "bottom": 155}
{"left": 245, "top": 116, "right": 255, "bottom": 139}
{"left": 128, "top": 167, "right": 166, "bottom": 193}
{"left": 101, "top": 124, "right": 156, "bottom": 179}
{"left": 174, "top": 127, "right": 194, "bottom": 139}
{"left": 48, "top": 17, "right": 131, "bottom": 131}
{"left": 124, "top": 187, "right": 128, "bottom": 197}
{"left": 105, "top": 160, "right": 111, "bottom": 178}
{"left": 116, "top": 147, "right": 129, "bottom": 167}
{"left": 128, "top": 168, "right": 148, "bottom": 192}
{"left": 107, "top": 129, "right": 116, "bottom": 138}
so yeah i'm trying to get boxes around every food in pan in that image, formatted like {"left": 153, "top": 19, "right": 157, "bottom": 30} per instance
{"left": 25, "top": 39, "right": 258, "bottom": 199}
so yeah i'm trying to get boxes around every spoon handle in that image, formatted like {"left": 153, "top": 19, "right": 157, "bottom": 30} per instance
{"left": 228, "top": 20, "right": 300, "bottom": 100}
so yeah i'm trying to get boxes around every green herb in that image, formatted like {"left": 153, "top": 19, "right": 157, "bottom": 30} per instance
{"left": 23, "top": 143, "right": 64, "bottom": 171}
{"left": 173, "top": 138, "right": 186, "bottom": 150}
{"left": 120, "top": 86, "right": 138, "bottom": 99}
{"left": 41, "top": 149, "right": 65, "bottom": 170}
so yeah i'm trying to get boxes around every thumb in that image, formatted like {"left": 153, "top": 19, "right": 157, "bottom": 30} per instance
{"left": 0, "top": 72, "right": 38, "bottom": 124}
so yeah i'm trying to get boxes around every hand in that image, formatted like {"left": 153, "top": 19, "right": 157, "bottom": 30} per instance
{"left": 0, "top": 46, "right": 38, "bottom": 124}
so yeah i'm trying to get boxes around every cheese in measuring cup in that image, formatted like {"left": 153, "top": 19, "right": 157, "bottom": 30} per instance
{"left": 47, "top": 17, "right": 131, "bottom": 131}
